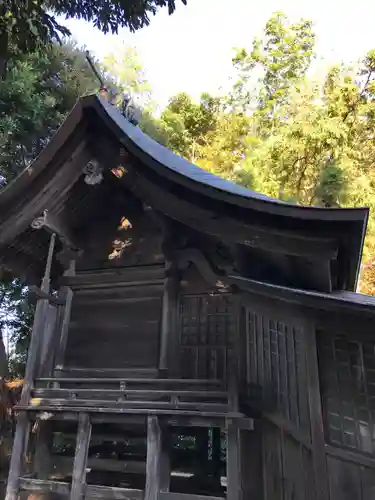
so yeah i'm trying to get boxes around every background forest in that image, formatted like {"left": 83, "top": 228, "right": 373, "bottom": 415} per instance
{"left": 2, "top": 11, "right": 375, "bottom": 377}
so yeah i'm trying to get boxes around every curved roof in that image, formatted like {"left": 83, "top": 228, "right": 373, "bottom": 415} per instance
{"left": 0, "top": 94, "right": 369, "bottom": 291}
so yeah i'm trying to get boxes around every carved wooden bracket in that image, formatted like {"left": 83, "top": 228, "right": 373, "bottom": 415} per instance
{"left": 176, "top": 248, "right": 231, "bottom": 292}
{"left": 31, "top": 210, "right": 81, "bottom": 252}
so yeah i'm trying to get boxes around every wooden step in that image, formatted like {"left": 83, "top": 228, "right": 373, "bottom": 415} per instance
{"left": 54, "top": 367, "right": 159, "bottom": 379}
{"left": 32, "top": 388, "right": 228, "bottom": 402}
{"left": 19, "top": 479, "right": 225, "bottom": 500}
{"left": 28, "top": 397, "right": 230, "bottom": 413}
{"left": 19, "top": 478, "right": 143, "bottom": 499}
{"left": 17, "top": 402, "right": 243, "bottom": 419}
{"left": 54, "top": 455, "right": 146, "bottom": 474}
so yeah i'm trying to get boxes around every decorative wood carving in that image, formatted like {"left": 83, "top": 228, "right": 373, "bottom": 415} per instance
{"left": 31, "top": 210, "right": 80, "bottom": 251}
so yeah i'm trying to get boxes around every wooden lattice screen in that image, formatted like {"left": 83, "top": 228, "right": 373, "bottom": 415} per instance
{"left": 244, "top": 308, "right": 315, "bottom": 500}
{"left": 318, "top": 331, "right": 375, "bottom": 456}
{"left": 179, "top": 293, "right": 236, "bottom": 380}
{"left": 246, "top": 311, "right": 311, "bottom": 436}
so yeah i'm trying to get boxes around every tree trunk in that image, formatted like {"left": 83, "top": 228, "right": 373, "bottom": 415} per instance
{"left": 0, "top": 31, "right": 9, "bottom": 81}
{"left": 0, "top": 332, "right": 8, "bottom": 378}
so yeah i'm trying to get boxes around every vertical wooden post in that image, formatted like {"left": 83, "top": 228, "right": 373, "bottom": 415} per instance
{"left": 70, "top": 413, "right": 91, "bottom": 500}
{"left": 159, "top": 260, "right": 178, "bottom": 375}
{"left": 160, "top": 425, "right": 171, "bottom": 493}
{"left": 33, "top": 420, "right": 54, "bottom": 484}
{"left": 6, "top": 234, "right": 56, "bottom": 500}
{"left": 145, "top": 416, "right": 171, "bottom": 500}
{"left": 54, "top": 259, "right": 75, "bottom": 370}
{"left": 37, "top": 305, "right": 58, "bottom": 378}
{"left": 239, "top": 424, "right": 263, "bottom": 500}
{"left": 211, "top": 427, "right": 222, "bottom": 488}
{"left": 305, "top": 323, "right": 330, "bottom": 500}
{"left": 226, "top": 422, "right": 241, "bottom": 500}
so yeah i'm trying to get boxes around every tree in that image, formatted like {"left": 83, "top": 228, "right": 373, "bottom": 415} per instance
{"left": 161, "top": 92, "right": 222, "bottom": 161}
{"left": 231, "top": 13, "right": 375, "bottom": 293}
{"left": 0, "top": 0, "right": 187, "bottom": 80}
{"left": 0, "top": 42, "right": 106, "bottom": 182}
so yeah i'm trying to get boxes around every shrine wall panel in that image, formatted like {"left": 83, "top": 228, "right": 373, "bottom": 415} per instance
{"left": 178, "top": 292, "right": 237, "bottom": 380}
{"left": 63, "top": 269, "right": 163, "bottom": 369}
{"left": 244, "top": 306, "right": 311, "bottom": 440}
{"left": 262, "top": 420, "right": 315, "bottom": 500}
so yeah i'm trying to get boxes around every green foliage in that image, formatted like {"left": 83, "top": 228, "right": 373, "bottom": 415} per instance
{"left": 0, "top": 0, "right": 187, "bottom": 80}
{"left": 160, "top": 12, "right": 375, "bottom": 294}
{"left": 0, "top": 42, "right": 104, "bottom": 182}
{"left": 0, "top": 273, "right": 33, "bottom": 378}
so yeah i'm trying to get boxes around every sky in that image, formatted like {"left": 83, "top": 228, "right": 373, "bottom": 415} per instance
{"left": 62, "top": 0, "right": 375, "bottom": 109}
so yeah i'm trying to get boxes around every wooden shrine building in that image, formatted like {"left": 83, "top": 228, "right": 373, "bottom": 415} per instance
{"left": 1, "top": 94, "right": 375, "bottom": 500}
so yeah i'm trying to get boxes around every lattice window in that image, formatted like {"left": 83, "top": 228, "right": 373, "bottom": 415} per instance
{"left": 246, "top": 311, "right": 310, "bottom": 435}
{"left": 318, "top": 332, "right": 375, "bottom": 455}
{"left": 179, "top": 293, "right": 236, "bottom": 380}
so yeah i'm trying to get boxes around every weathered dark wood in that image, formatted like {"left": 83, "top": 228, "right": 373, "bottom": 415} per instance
{"left": 54, "top": 259, "right": 75, "bottom": 369}
{"left": 55, "top": 455, "right": 146, "bottom": 474}
{"left": 28, "top": 397, "right": 230, "bottom": 413}
{"left": 226, "top": 422, "right": 241, "bottom": 500}
{"left": 325, "top": 444, "right": 375, "bottom": 469}
{"left": 29, "top": 285, "right": 65, "bottom": 305}
{"left": 38, "top": 376, "right": 222, "bottom": 385}
{"left": 239, "top": 424, "right": 263, "bottom": 500}
{"left": 70, "top": 412, "right": 91, "bottom": 500}
{"left": 38, "top": 304, "right": 58, "bottom": 378}
{"left": 33, "top": 388, "right": 228, "bottom": 400}
{"left": 305, "top": 322, "right": 330, "bottom": 500}
{"left": 159, "top": 494, "right": 224, "bottom": 500}
{"left": 33, "top": 420, "right": 54, "bottom": 480}
{"left": 31, "top": 209, "right": 80, "bottom": 250}
{"left": 159, "top": 260, "right": 179, "bottom": 372}
{"left": 6, "top": 234, "right": 56, "bottom": 500}
{"left": 59, "top": 265, "right": 165, "bottom": 287}
{"left": 5, "top": 412, "right": 30, "bottom": 500}
{"left": 145, "top": 416, "right": 163, "bottom": 500}
{"left": 19, "top": 478, "right": 143, "bottom": 500}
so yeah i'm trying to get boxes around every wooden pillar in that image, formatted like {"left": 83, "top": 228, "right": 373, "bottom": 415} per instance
{"left": 211, "top": 427, "right": 222, "bottom": 487}
{"left": 239, "top": 423, "right": 263, "bottom": 500}
{"left": 54, "top": 259, "right": 75, "bottom": 370}
{"left": 33, "top": 420, "right": 54, "bottom": 482}
{"left": 305, "top": 323, "right": 329, "bottom": 500}
{"left": 70, "top": 413, "right": 91, "bottom": 500}
{"left": 226, "top": 422, "right": 241, "bottom": 500}
{"left": 6, "top": 234, "right": 57, "bottom": 500}
{"left": 159, "top": 260, "right": 179, "bottom": 375}
{"left": 145, "top": 416, "right": 171, "bottom": 500}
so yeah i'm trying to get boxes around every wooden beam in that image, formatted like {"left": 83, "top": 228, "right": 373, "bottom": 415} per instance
{"left": 58, "top": 265, "right": 165, "bottom": 287}
{"left": 226, "top": 423, "right": 241, "bottom": 500}
{"left": 159, "top": 260, "right": 179, "bottom": 373}
{"left": 54, "top": 260, "right": 75, "bottom": 369}
{"left": 124, "top": 165, "right": 339, "bottom": 261}
{"left": 305, "top": 324, "right": 330, "bottom": 500}
{"left": 26, "top": 398, "right": 230, "bottom": 413}
{"left": 5, "top": 413, "right": 30, "bottom": 500}
{"left": 145, "top": 416, "right": 170, "bottom": 500}
{"left": 31, "top": 210, "right": 80, "bottom": 251}
{"left": 70, "top": 413, "right": 91, "bottom": 500}
{"left": 19, "top": 478, "right": 143, "bottom": 500}
{"left": 6, "top": 234, "right": 57, "bottom": 500}
{"left": 159, "top": 494, "right": 224, "bottom": 500}
{"left": 29, "top": 286, "right": 65, "bottom": 306}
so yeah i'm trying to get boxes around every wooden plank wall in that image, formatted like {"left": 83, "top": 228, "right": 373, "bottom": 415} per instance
{"left": 241, "top": 296, "right": 375, "bottom": 500}
{"left": 241, "top": 301, "right": 316, "bottom": 500}
{"left": 63, "top": 268, "right": 163, "bottom": 369}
